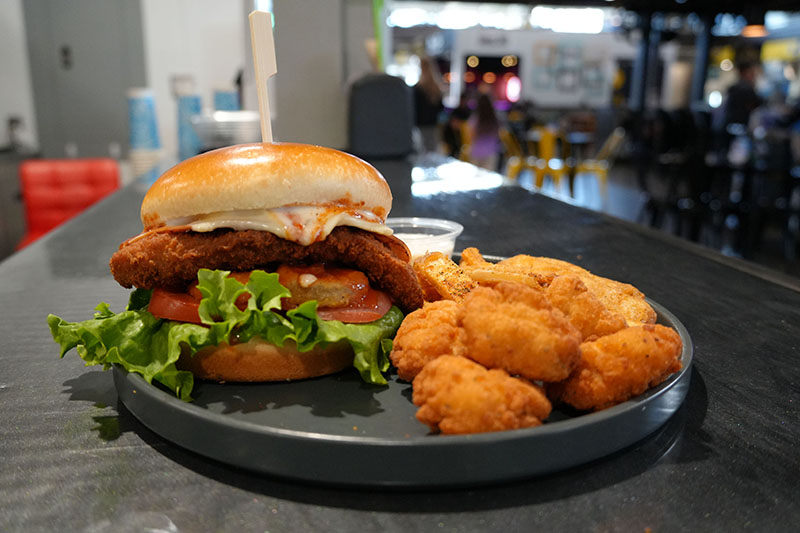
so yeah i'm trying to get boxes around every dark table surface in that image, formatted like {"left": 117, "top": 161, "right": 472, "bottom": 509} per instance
{"left": 2, "top": 155, "right": 799, "bottom": 532}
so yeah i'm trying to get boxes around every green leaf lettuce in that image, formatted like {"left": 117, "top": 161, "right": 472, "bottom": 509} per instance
{"left": 48, "top": 269, "right": 403, "bottom": 400}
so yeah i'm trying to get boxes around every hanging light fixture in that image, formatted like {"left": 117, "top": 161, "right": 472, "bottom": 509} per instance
{"left": 741, "top": 8, "right": 767, "bottom": 38}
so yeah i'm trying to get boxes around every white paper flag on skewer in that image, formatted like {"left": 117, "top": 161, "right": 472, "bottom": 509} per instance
{"left": 249, "top": 11, "right": 277, "bottom": 143}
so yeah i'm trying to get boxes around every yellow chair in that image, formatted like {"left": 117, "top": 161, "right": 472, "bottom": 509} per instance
{"left": 528, "top": 126, "right": 568, "bottom": 190}
{"left": 498, "top": 128, "right": 526, "bottom": 180}
{"left": 575, "top": 127, "right": 626, "bottom": 198}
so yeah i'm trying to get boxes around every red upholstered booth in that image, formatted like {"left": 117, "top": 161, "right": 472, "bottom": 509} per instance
{"left": 16, "top": 158, "right": 120, "bottom": 249}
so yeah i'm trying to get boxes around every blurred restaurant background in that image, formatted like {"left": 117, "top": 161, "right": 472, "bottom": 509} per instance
{"left": 2, "top": 0, "right": 800, "bottom": 277}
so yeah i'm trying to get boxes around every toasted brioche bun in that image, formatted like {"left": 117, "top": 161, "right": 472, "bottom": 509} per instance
{"left": 141, "top": 143, "right": 392, "bottom": 231}
{"left": 178, "top": 338, "right": 354, "bottom": 382}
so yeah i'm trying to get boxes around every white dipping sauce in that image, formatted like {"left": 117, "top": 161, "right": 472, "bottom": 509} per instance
{"left": 393, "top": 233, "right": 456, "bottom": 261}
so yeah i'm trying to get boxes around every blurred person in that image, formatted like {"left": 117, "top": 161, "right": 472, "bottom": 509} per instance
{"left": 724, "top": 62, "right": 763, "bottom": 129}
{"left": 442, "top": 92, "right": 472, "bottom": 158}
{"left": 468, "top": 93, "right": 501, "bottom": 171}
{"left": 413, "top": 56, "right": 445, "bottom": 153}
{"left": 722, "top": 63, "right": 763, "bottom": 167}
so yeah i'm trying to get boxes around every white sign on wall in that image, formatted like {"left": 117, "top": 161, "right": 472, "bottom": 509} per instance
{"left": 527, "top": 34, "right": 613, "bottom": 107}
{"left": 452, "top": 28, "right": 628, "bottom": 108}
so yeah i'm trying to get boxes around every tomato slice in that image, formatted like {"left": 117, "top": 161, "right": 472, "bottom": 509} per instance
{"left": 148, "top": 270, "right": 392, "bottom": 324}
{"left": 316, "top": 289, "right": 392, "bottom": 323}
{"left": 148, "top": 288, "right": 202, "bottom": 324}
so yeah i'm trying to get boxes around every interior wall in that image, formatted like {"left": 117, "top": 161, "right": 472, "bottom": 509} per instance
{"left": 140, "top": 0, "right": 247, "bottom": 161}
{"left": 271, "top": 0, "right": 347, "bottom": 148}
{"left": 241, "top": 0, "right": 376, "bottom": 149}
{"left": 24, "top": 0, "right": 147, "bottom": 159}
{"left": 3, "top": 0, "right": 376, "bottom": 157}
{"left": 0, "top": 0, "right": 38, "bottom": 150}
{"left": 344, "top": 0, "right": 380, "bottom": 85}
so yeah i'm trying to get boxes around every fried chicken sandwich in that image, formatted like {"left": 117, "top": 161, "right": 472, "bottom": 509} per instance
{"left": 49, "top": 143, "right": 423, "bottom": 400}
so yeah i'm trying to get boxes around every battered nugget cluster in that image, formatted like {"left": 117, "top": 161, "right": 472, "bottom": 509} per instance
{"left": 413, "top": 355, "right": 552, "bottom": 435}
{"left": 391, "top": 249, "right": 684, "bottom": 435}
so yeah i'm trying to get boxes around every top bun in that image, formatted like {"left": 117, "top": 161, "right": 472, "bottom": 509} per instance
{"left": 141, "top": 143, "right": 392, "bottom": 231}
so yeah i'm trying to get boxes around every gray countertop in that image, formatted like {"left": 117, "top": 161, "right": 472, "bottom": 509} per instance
{"left": 1, "top": 156, "right": 799, "bottom": 532}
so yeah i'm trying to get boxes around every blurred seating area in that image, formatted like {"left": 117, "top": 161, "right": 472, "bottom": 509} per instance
{"left": 405, "top": 89, "right": 800, "bottom": 274}
{"left": 632, "top": 103, "right": 800, "bottom": 269}
{"left": 2, "top": 0, "right": 800, "bottom": 279}
{"left": 437, "top": 96, "right": 625, "bottom": 195}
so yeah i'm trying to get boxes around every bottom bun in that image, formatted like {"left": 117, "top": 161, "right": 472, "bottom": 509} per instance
{"left": 178, "top": 338, "right": 354, "bottom": 382}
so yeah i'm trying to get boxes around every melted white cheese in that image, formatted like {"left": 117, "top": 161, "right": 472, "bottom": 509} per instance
{"left": 166, "top": 206, "right": 392, "bottom": 246}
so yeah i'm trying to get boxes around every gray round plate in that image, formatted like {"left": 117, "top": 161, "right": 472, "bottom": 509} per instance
{"left": 113, "top": 298, "right": 693, "bottom": 488}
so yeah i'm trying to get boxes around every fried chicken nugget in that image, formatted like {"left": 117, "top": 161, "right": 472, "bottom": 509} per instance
{"left": 549, "top": 324, "right": 683, "bottom": 411}
{"left": 413, "top": 355, "right": 552, "bottom": 434}
{"left": 389, "top": 300, "right": 466, "bottom": 381}
{"left": 545, "top": 275, "right": 628, "bottom": 341}
{"left": 497, "top": 255, "right": 656, "bottom": 326}
{"left": 458, "top": 282, "right": 581, "bottom": 382}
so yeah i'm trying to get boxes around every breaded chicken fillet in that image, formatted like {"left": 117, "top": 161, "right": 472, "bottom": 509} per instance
{"left": 110, "top": 226, "right": 423, "bottom": 313}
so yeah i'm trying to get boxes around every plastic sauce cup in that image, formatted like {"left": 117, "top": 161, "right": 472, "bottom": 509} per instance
{"left": 386, "top": 218, "right": 464, "bottom": 261}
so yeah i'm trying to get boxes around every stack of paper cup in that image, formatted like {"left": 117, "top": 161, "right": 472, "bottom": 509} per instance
{"left": 177, "top": 94, "right": 202, "bottom": 161}
{"left": 127, "top": 88, "right": 163, "bottom": 181}
{"left": 213, "top": 87, "right": 240, "bottom": 111}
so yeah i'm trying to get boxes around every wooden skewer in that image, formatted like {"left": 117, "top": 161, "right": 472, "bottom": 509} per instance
{"left": 248, "top": 10, "right": 277, "bottom": 143}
